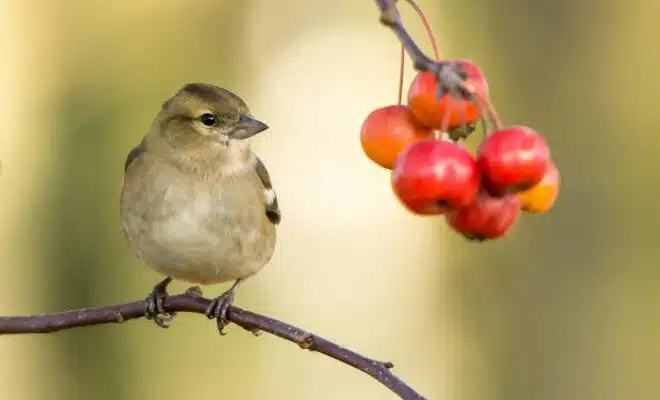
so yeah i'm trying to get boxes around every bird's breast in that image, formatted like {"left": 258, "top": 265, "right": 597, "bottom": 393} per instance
{"left": 122, "top": 171, "right": 276, "bottom": 284}
{"left": 156, "top": 188, "right": 227, "bottom": 244}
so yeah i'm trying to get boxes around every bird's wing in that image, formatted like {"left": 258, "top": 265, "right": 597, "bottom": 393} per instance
{"left": 124, "top": 137, "right": 147, "bottom": 171}
{"left": 254, "top": 156, "right": 281, "bottom": 225}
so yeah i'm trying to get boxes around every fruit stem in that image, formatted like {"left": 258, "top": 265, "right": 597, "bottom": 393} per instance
{"left": 398, "top": 45, "right": 405, "bottom": 105}
{"left": 474, "top": 93, "right": 503, "bottom": 131}
{"left": 396, "top": 0, "right": 441, "bottom": 106}
{"left": 404, "top": 0, "right": 441, "bottom": 61}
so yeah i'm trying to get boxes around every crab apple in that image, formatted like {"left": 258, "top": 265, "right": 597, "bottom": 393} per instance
{"left": 407, "top": 59, "right": 489, "bottom": 132}
{"left": 477, "top": 126, "right": 551, "bottom": 195}
{"left": 360, "top": 105, "right": 434, "bottom": 170}
{"left": 446, "top": 190, "right": 521, "bottom": 241}
{"left": 391, "top": 139, "right": 480, "bottom": 215}
{"left": 519, "top": 161, "right": 560, "bottom": 214}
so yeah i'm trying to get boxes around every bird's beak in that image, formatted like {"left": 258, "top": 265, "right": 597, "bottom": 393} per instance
{"left": 230, "top": 115, "right": 269, "bottom": 139}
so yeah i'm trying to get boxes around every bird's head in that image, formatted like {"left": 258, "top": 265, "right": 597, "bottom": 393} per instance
{"left": 153, "top": 83, "right": 268, "bottom": 150}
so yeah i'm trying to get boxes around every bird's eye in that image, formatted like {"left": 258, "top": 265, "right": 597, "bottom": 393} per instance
{"left": 200, "top": 113, "right": 217, "bottom": 126}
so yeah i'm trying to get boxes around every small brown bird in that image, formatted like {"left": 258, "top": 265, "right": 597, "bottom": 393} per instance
{"left": 120, "top": 83, "right": 280, "bottom": 333}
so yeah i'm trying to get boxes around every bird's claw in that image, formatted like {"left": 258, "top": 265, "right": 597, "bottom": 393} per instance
{"left": 205, "top": 289, "right": 236, "bottom": 336}
{"left": 144, "top": 277, "right": 175, "bottom": 328}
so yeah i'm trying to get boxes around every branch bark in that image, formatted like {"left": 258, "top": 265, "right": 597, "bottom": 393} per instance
{"left": 0, "top": 294, "right": 427, "bottom": 399}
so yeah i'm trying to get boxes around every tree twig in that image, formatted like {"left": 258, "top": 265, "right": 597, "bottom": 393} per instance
{"left": 0, "top": 294, "right": 427, "bottom": 399}
{"left": 374, "top": 0, "right": 471, "bottom": 98}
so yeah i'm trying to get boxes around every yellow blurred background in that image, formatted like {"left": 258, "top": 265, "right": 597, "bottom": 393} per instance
{"left": 1, "top": 0, "right": 659, "bottom": 399}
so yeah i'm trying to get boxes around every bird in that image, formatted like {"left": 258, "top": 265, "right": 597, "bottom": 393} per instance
{"left": 120, "top": 82, "right": 280, "bottom": 334}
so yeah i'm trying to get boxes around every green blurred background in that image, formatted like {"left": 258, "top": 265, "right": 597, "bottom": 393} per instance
{"left": 1, "top": 0, "right": 658, "bottom": 399}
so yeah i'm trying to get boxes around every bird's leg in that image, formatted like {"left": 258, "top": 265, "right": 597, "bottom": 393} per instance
{"left": 144, "top": 276, "right": 175, "bottom": 328}
{"left": 205, "top": 278, "right": 244, "bottom": 335}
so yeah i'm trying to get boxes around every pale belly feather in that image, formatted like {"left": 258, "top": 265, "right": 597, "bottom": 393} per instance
{"left": 123, "top": 175, "right": 276, "bottom": 285}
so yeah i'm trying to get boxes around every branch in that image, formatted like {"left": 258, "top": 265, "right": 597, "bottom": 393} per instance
{"left": 374, "top": 0, "right": 470, "bottom": 98}
{"left": 0, "top": 294, "right": 427, "bottom": 399}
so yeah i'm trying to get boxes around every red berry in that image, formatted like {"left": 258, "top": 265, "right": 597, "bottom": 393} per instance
{"left": 391, "top": 139, "right": 481, "bottom": 215}
{"left": 407, "top": 59, "right": 489, "bottom": 131}
{"left": 446, "top": 190, "right": 521, "bottom": 241}
{"left": 360, "top": 105, "right": 434, "bottom": 170}
{"left": 477, "top": 126, "right": 551, "bottom": 195}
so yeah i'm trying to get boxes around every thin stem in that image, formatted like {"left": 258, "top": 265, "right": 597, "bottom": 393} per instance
{"left": 397, "top": 0, "right": 440, "bottom": 105}
{"left": 375, "top": 0, "right": 441, "bottom": 72}
{"left": 398, "top": 44, "right": 405, "bottom": 105}
{"left": 404, "top": 0, "right": 442, "bottom": 61}
{"left": 474, "top": 92, "right": 504, "bottom": 131}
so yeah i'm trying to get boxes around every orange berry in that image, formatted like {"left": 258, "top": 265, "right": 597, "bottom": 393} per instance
{"left": 518, "top": 161, "right": 560, "bottom": 214}
{"left": 407, "top": 59, "right": 489, "bottom": 131}
{"left": 360, "top": 105, "right": 434, "bottom": 170}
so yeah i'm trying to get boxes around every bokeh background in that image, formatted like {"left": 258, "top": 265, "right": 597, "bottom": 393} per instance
{"left": 1, "top": 0, "right": 658, "bottom": 399}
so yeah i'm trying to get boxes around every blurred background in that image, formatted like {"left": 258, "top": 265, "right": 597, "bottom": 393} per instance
{"left": 1, "top": 0, "right": 658, "bottom": 399}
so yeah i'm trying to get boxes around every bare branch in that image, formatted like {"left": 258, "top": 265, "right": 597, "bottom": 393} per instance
{"left": 0, "top": 294, "right": 427, "bottom": 399}
{"left": 375, "top": 0, "right": 435, "bottom": 71}
{"left": 374, "top": 0, "right": 471, "bottom": 99}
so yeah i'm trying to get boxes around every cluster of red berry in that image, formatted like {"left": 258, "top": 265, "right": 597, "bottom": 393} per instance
{"left": 359, "top": 2, "right": 560, "bottom": 242}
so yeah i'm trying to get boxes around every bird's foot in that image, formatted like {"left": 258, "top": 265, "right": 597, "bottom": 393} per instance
{"left": 144, "top": 277, "right": 175, "bottom": 328}
{"left": 205, "top": 280, "right": 242, "bottom": 335}
{"left": 205, "top": 290, "right": 235, "bottom": 335}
